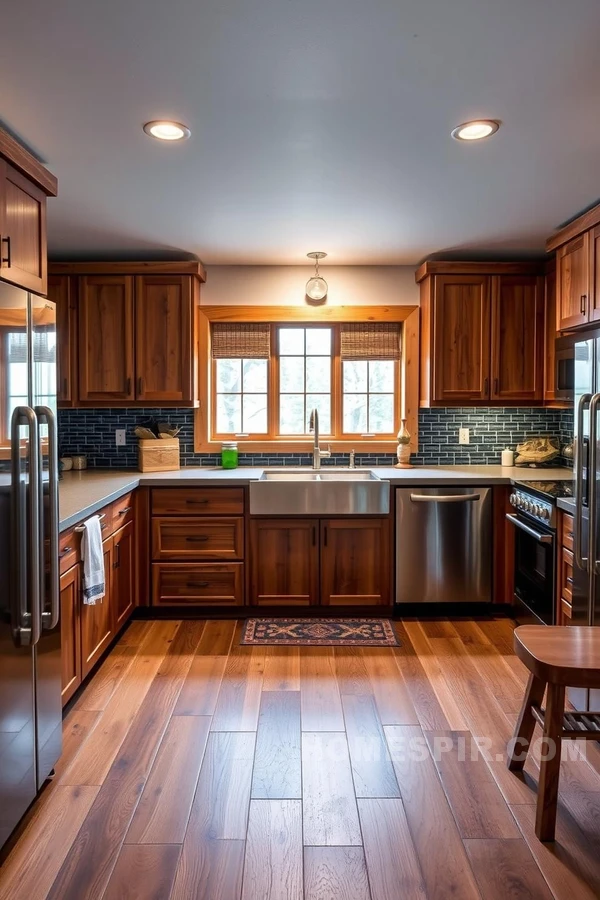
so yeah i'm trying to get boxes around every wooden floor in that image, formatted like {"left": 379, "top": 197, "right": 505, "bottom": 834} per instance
{"left": 2, "top": 618, "right": 600, "bottom": 899}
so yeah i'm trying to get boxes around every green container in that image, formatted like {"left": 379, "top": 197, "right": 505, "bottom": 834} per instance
{"left": 221, "top": 441, "right": 239, "bottom": 469}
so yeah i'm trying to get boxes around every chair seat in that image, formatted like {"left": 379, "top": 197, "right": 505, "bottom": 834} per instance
{"left": 514, "top": 625, "right": 600, "bottom": 688}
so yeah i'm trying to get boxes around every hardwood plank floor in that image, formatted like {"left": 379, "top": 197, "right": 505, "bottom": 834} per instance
{"left": 3, "top": 616, "right": 600, "bottom": 900}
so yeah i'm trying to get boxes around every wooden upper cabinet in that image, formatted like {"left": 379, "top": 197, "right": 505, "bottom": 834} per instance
{"left": 431, "top": 275, "right": 491, "bottom": 403}
{"left": 591, "top": 225, "right": 600, "bottom": 324}
{"left": 320, "top": 518, "right": 390, "bottom": 606}
{"left": 78, "top": 275, "right": 135, "bottom": 401}
{"left": 50, "top": 274, "right": 76, "bottom": 404}
{"left": 0, "top": 160, "right": 47, "bottom": 295}
{"left": 249, "top": 518, "right": 319, "bottom": 606}
{"left": 491, "top": 275, "right": 544, "bottom": 402}
{"left": 135, "top": 275, "right": 193, "bottom": 402}
{"left": 556, "top": 232, "right": 591, "bottom": 330}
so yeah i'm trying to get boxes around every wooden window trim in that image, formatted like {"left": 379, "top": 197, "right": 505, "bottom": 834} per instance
{"left": 195, "top": 305, "right": 420, "bottom": 454}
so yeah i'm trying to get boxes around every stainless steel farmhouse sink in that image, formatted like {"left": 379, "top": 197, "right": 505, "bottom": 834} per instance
{"left": 249, "top": 469, "right": 390, "bottom": 515}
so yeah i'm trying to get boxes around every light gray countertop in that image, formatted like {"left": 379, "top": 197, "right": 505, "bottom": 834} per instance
{"left": 557, "top": 496, "right": 576, "bottom": 514}
{"left": 58, "top": 465, "right": 572, "bottom": 531}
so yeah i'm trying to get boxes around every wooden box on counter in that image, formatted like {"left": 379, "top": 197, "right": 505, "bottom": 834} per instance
{"left": 138, "top": 438, "right": 180, "bottom": 473}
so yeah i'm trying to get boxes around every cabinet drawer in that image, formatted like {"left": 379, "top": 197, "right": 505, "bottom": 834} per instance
{"left": 561, "top": 547, "right": 574, "bottom": 604}
{"left": 152, "top": 563, "right": 244, "bottom": 606}
{"left": 112, "top": 492, "right": 135, "bottom": 532}
{"left": 151, "top": 488, "right": 244, "bottom": 516}
{"left": 59, "top": 528, "right": 80, "bottom": 575}
{"left": 152, "top": 517, "right": 243, "bottom": 560}
{"left": 561, "top": 513, "right": 574, "bottom": 552}
{"left": 561, "top": 596, "right": 573, "bottom": 623}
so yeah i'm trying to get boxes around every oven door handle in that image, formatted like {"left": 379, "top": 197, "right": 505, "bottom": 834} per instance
{"left": 505, "top": 514, "right": 553, "bottom": 544}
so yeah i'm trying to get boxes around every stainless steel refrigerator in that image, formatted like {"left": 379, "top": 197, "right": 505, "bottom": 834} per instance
{"left": 0, "top": 281, "right": 61, "bottom": 851}
{"left": 572, "top": 331, "right": 600, "bottom": 712}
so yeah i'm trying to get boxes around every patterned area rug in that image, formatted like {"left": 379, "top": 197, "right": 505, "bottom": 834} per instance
{"left": 241, "top": 618, "right": 400, "bottom": 646}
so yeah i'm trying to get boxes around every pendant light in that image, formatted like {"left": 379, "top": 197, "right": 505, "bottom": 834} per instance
{"left": 305, "top": 252, "right": 328, "bottom": 301}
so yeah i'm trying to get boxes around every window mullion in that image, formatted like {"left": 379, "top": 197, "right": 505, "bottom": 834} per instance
{"left": 332, "top": 325, "right": 342, "bottom": 440}
{"left": 270, "top": 325, "right": 280, "bottom": 439}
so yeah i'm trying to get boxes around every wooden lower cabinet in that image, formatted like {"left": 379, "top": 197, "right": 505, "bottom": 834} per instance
{"left": 249, "top": 519, "right": 319, "bottom": 606}
{"left": 152, "top": 516, "right": 244, "bottom": 561}
{"left": 113, "top": 520, "right": 135, "bottom": 630}
{"left": 60, "top": 564, "right": 81, "bottom": 705}
{"left": 152, "top": 563, "right": 244, "bottom": 606}
{"left": 81, "top": 535, "right": 114, "bottom": 677}
{"left": 321, "top": 518, "right": 390, "bottom": 605}
{"left": 249, "top": 516, "right": 391, "bottom": 607}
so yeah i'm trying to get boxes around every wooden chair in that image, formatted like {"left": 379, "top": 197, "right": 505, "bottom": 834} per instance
{"left": 508, "top": 625, "right": 600, "bottom": 841}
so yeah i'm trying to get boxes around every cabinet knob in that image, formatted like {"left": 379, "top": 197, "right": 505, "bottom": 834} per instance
{"left": 581, "top": 295, "right": 587, "bottom": 314}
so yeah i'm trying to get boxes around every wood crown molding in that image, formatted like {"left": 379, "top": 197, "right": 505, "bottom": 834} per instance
{"left": 199, "top": 304, "right": 416, "bottom": 322}
{"left": 49, "top": 259, "right": 207, "bottom": 282}
{"left": 0, "top": 127, "right": 58, "bottom": 196}
{"left": 415, "top": 260, "right": 544, "bottom": 283}
{"left": 546, "top": 200, "right": 600, "bottom": 252}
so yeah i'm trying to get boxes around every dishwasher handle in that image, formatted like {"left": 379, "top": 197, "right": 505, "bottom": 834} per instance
{"left": 505, "top": 513, "right": 553, "bottom": 544}
{"left": 410, "top": 493, "right": 481, "bottom": 503}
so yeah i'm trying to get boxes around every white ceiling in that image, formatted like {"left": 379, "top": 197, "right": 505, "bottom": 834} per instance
{"left": 2, "top": 0, "right": 600, "bottom": 265}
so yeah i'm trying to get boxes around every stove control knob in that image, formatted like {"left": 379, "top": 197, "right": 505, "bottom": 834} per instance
{"left": 540, "top": 507, "right": 550, "bottom": 520}
{"left": 524, "top": 500, "right": 533, "bottom": 512}
{"left": 509, "top": 493, "right": 518, "bottom": 507}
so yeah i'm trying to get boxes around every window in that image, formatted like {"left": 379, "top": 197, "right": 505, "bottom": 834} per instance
{"left": 198, "top": 306, "right": 418, "bottom": 453}
{"left": 278, "top": 327, "right": 332, "bottom": 434}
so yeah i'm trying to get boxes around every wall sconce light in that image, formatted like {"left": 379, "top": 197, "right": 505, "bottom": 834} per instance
{"left": 305, "top": 252, "right": 328, "bottom": 302}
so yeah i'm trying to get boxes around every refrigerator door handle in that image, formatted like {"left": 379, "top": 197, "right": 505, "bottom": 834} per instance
{"left": 588, "top": 393, "right": 600, "bottom": 624}
{"left": 575, "top": 392, "right": 592, "bottom": 571}
{"left": 36, "top": 406, "right": 60, "bottom": 630}
{"left": 10, "top": 406, "right": 42, "bottom": 646}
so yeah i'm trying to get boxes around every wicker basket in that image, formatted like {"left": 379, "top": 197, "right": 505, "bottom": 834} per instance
{"left": 138, "top": 438, "right": 180, "bottom": 473}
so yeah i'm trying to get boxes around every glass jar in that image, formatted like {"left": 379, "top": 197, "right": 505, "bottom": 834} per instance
{"left": 221, "top": 441, "right": 239, "bottom": 469}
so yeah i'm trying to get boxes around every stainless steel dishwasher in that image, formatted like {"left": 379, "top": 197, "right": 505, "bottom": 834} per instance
{"left": 395, "top": 486, "right": 492, "bottom": 605}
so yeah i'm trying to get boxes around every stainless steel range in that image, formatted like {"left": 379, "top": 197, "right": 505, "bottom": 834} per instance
{"left": 506, "top": 480, "right": 573, "bottom": 625}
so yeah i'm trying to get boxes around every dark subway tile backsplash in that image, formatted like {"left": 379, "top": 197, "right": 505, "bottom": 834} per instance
{"left": 57, "top": 407, "right": 575, "bottom": 470}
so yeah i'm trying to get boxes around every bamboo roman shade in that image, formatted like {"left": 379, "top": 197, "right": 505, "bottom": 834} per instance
{"left": 211, "top": 323, "right": 271, "bottom": 359}
{"left": 340, "top": 323, "right": 401, "bottom": 360}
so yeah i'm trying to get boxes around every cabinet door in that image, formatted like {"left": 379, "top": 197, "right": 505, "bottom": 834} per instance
{"left": 50, "top": 275, "right": 75, "bottom": 404}
{"left": 432, "top": 275, "right": 491, "bottom": 402}
{"left": 113, "top": 520, "right": 135, "bottom": 631}
{"left": 321, "top": 518, "right": 390, "bottom": 606}
{"left": 81, "top": 535, "right": 114, "bottom": 677}
{"left": 556, "top": 232, "right": 590, "bottom": 330}
{"left": 490, "top": 275, "right": 544, "bottom": 402}
{"left": 249, "top": 518, "right": 319, "bottom": 606}
{"left": 60, "top": 564, "right": 81, "bottom": 706}
{"left": 0, "top": 161, "right": 47, "bottom": 295}
{"left": 135, "top": 275, "right": 193, "bottom": 402}
{"left": 78, "top": 275, "right": 135, "bottom": 401}
{"left": 591, "top": 225, "right": 600, "bottom": 324}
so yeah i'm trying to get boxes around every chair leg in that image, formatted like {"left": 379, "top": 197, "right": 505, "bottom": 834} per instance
{"left": 508, "top": 673, "right": 546, "bottom": 772}
{"left": 535, "top": 683, "right": 565, "bottom": 842}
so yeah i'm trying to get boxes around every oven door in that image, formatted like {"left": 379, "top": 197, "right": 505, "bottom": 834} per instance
{"left": 506, "top": 513, "right": 555, "bottom": 624}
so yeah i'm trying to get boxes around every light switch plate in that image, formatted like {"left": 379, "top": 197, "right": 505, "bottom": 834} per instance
{"left": 459, "top": 427, "right": 470, "bottom": 445}
{"left": 115, "top": 428, "right": 126, "bottom": 447}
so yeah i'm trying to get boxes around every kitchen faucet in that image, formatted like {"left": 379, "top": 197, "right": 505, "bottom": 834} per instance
{"left": 309, "top": 408, "right": 331, "bottom": 469}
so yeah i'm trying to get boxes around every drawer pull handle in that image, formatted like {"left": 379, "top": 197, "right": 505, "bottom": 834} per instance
{"left": 185, "top": 535, "right": 209, "bottom": 542}
{"left": 59, "top": 547, "right": 72, "bottom": 559}
{"left": 186, "top": 581, "right": 210, "bottom": 588}
{"left": 118, "top": 506, "right": 132, "bottom": 515}
{"left": 566, "top": 532, "right": 574, "bottom": 539}
{"left": 566, "top": 576, "right": 574, "bottom": 585}
{"left": 186, "top": 499, "right": 209, "bottom": 505}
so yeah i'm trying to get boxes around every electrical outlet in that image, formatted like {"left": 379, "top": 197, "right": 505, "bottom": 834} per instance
{"left": 115, "top": 428, "right": 126, "bottom": 447}
{"left": 458, "top": 427, "right": 470, "bottom": 445}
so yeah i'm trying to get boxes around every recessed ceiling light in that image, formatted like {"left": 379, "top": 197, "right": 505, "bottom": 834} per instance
{"left": 143, "top": 120, "right": 191, "bottom": 141}
{"left": 451, "top": 119, "right": 500, "bottom": 141}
